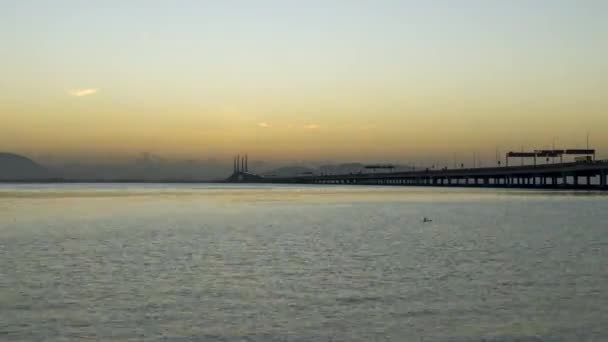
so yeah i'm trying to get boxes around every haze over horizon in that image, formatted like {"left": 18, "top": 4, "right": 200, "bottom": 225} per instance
{"left": 2, "top": 1, "right": 607, "bottom": 165}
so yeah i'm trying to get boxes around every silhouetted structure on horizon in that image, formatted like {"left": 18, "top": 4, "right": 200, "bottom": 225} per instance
{"left": 225, "top": 151, "right": 608, "bottom": 190}
{"left": 227, "top": 154, "right": 263, "bottom": 183}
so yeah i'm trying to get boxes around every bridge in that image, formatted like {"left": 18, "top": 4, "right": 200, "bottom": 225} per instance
{"left": 227, "top": 155, "right": 608, "bottom": 190}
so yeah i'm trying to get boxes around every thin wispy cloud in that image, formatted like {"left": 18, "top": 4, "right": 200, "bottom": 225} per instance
{"left": 68, "top": 88, "right": 99, "bottom": 97}
{"left": 257, "top": 122, "right": 271, "bottom": 128}
{"left": 303, "top": 124, "right": 320, "bottom": 129}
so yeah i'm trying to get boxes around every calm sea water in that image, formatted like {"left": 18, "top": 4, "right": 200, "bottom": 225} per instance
{"left": 0, "top": 184, "right": 607, "bottom": 341}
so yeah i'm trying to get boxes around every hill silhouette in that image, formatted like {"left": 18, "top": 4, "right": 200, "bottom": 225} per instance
{"left": 262, "top": 166, "right": 316, "bottom": 177}
{"left": 0, "top": 153, "right": 52, "bottom": 180}
{"left": 262, "top": 162, "right": 416, "bottom": 177}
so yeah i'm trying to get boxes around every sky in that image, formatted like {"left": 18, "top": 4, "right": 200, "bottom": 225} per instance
{"left": 1, "top": 0, "right": 607, "bottom": 165}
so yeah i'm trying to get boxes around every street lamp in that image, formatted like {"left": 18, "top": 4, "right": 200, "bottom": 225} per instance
{"left": 552, "top": 137, "right": 558, "bottom": 164}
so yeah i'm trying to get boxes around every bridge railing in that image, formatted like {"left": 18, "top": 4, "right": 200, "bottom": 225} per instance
{"left": 286, "top": 159, "right": 608, "bottom": 181}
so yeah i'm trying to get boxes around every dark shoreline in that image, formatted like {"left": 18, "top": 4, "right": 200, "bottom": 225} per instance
{"left": 0, "top": 179, "right": 220, "bottom": 184}
{"left": 1, "top": 179, "right": 608, "bottom": 191}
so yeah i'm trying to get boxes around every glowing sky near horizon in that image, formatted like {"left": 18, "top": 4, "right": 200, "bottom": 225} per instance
{"left": 1, "top": 1, "right": 607, "bottom": 163}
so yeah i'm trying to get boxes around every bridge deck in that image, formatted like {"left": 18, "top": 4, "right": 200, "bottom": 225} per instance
{"left": 253, "top": 160, "right": 608, "bottom": 189}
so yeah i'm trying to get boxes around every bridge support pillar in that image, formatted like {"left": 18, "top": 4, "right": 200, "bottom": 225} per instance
{"left": 587, "top": 176, "right": 591, "bottom": 186}
{"left": 573, "top": 176, "right": 579, "bottom": 186}
{"left": 601, "top": 170, "right": 607, "bottom": 188}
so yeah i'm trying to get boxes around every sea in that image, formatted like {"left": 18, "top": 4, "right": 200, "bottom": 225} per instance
{"left": 0, "top": 184, "right": 606, "bottom": 341}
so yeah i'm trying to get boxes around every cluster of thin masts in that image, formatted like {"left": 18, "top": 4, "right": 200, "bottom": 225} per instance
{"left": 233, "top": 154, "right": 248, "bottom": 173}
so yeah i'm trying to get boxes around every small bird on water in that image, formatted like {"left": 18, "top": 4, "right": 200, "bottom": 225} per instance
{"left": 422, "top": 217, "right": 432, "bottom": 223}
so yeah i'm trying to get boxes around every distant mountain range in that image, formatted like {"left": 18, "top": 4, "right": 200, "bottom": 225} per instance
{"left": 262, "top": 162, "right": 416, "bottom": 177}
{"left": 0, "top": 152, "right": 54, "bottom": 180}
{"left": 0, "top": 152, "right": 416, "bottom": 181}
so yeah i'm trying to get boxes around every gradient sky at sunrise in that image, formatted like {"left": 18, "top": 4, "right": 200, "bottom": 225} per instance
{"left": 1, "top": 1, "right": 607, "bottom": 164}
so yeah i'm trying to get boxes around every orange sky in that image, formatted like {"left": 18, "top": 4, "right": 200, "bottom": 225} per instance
{"left": 1, "top": 1, "right": 607, "bottom": 164}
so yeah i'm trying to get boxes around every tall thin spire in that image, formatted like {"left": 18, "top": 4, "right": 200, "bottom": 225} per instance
{"left": 245, "top": 154, "right": 248, "bottom": 172}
